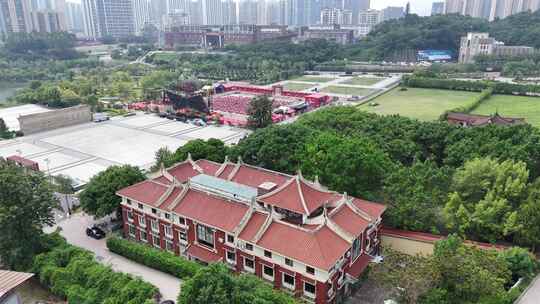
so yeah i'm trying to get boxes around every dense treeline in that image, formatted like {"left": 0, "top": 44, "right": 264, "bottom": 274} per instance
{"left": 349, "top": 11, "right": 540, "bottom": 61}
{"left": 160, "top": 107, "right": 540, "bottom": 248}
{"left": 3, "top": 32, "right": 80, "bottom": 60}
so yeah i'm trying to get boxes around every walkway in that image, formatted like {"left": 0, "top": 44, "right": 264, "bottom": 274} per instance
{"left": 46, "top": 213, "right": 181, "bottom": 302}
{"left": 516, "top": 275, "right": 540, "bottom": 304}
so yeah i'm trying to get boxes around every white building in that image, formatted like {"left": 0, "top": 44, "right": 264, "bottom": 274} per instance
{"left": 132, "top": 0, "right": 151, "bottom": 34}
{"left": 320, "top": 8, "right": 352, "bottom": 25}
{"left": 65, "top": 1, "right": 84, "bottom": 33}
{"left": 357, "top": 9, "right": 380, "bottom": 36}
{"left": 459, "top": 32, "right": 535, "bottom": 63}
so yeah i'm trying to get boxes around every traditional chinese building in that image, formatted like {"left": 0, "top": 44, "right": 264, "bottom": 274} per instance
{"left": 116, "top": 156, "right": 386, "bottom": 304}
{"left": 446, "top": 112, "right": 526, "bottom": 127}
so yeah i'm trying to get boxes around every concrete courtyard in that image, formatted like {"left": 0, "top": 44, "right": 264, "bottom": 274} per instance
{"left": 0, "top": 113, "right": 248, "bottom": 186}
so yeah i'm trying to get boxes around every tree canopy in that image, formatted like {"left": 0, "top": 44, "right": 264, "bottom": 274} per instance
{"left": 0, "top": 159, "right": 57, "bottom": 270}
{"left": 80, "top": 165, "right": 145, "bottom": 218}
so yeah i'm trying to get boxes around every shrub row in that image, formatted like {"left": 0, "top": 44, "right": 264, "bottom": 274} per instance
{"left": 403, "top": 76, "right": 540, "bottom": 96}
{"left": 107, "top": 236, "right": 202, "bottom": 279}
{"left": 440, "top": 87, "right": 494, "bottom": 120}
{"left": 32, "top": 236, "right": 157, "bottom": 304}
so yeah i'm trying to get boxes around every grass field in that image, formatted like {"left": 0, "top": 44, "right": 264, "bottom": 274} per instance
{"left": 321, "top": 86, "right": 375, "bottom": 96}
{"left": 293, "top": 76, "right": 336, "bottom": 83}
{"left": 358, "top": 87, "right": 479, "bottom": 121}
{"left": 472, "top": 94, "right": 540, "bottom": 127}
{"left": 343, "top": 77, "right": 385, "bottom": 86}
{"left": 283, "top": 82, "right": 316, "bottom": 91}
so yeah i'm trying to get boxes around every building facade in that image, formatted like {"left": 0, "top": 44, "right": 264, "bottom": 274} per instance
{"left": 444, "top": 0, "right": 540, "bottom": 20}
{"left": 298, "top": 24, "right": 354, "bottom": 44}
{"left": 459, "top": 32, "right": 535, "bottom": 63}
{"left": 431, "top": 1, "right": 445, "bottom": 14}
{"left": 117, "top": 157, "right": 386, "bottom": 304}
{"left": 0, "top": 0, "right": 34, "bottom": 34}
{"left": 82, "top": 0, "right": 135, "bottom": 39}
{"left": 320, "top": 8, "right": 352, "bottom": 25}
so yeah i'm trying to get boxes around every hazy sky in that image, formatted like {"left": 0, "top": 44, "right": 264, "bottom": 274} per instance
{"left": 372, "top": 0, "right": 437, "bottom": 16}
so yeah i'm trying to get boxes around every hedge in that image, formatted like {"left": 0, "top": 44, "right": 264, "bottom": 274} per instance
{"left": 32, "top": 236, "right": 157, "bottom": 304}
{"left": 107, "top": 236, "right": 202, "bottom": 279}
{"left": 403, "top": 76, "right": 540, "bottom": 96}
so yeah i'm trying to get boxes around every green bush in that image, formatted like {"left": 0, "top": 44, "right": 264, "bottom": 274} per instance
{"left": 107, "top": 236, "right": 202, "bottom": 279}
{"left": 403, "top": 76, "right": 540, "bottom": 96}
{"left": 32, "top": 239, "right": 157, "bottom": 304}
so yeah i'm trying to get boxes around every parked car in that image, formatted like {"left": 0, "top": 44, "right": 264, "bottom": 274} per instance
{"left": 93, "top": 113, "right": 110, "bottom": 122}
{"left": 86, "top": 226, "right": 106, "bottom": 239}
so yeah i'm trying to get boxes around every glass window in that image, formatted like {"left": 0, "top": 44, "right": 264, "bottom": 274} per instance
{"left": 166, "top": 240, "right": 174, "bottom": 251}
{"left": 126, "top": 199, "right": 131, "bottom": 205}
{"left": 138, "top": 203, "right": 143, "bottom": 209}
{"left": 138, "top": 215, "right": 146, "bottom": 227}
{"left": 151, "top": 219, "right": 158, "bottom": 231}
{"left": 304, "top": 282, "right": 316, "bottom": 295}
{"left": 128, "top": 225, "right": 136, "bottom": 236}
{"left": 165, "top": 213, "right": 171, "bottom": 220}
{"left": 164, "top": 225, "right": 172, "bottom": 237}
{"left": 306, "top": 266, "right": 315, "bottom": 275}
{"left": 227, "top": 234, "right": 234, "bottom": 243}
{"left": 151, "top": 208, "right": 156, "bottom": 214}
{"left": 140, "top": 230, "right": 147, "bottom": 242}
{"left": 197, "top": 224, "right": 214, "bottom": 248}
{"left": 245, "top": 243, "right": 253, "bottom": 251}
{"left": 283, "top": 273, "right": 295, "bottom": 288}
{"left": 127, "top": 210, "right": 133, "bottom": 221}
{"left": 264, "top": 250, "right": 272, "bottom": 258}
{"left": 226, "top": 251, "right": 236, "bottom": 263}
{"left": 263, "top": 265, "right": 274, "bottom": 278}
{"left": 179, "top": 217, "right": 186, "bottom": 225}
{"left": 285, "top": 258, "right": 293, "bottom": 267}
{"left": 179, "top": 231, "right": 187, "bottom": 241}
{"left": 244, "top": 257, "right": 254, "bottom": 270}
{"left": 153, "top": 234, "right": 160, "bottom": 247}
{"left": 352, "top": 237, "right": 361, "bottom": 261}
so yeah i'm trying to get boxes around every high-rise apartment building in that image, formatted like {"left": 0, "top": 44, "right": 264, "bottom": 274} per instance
{"left": 320, "top": 8, "right": 352, "bottom": 25}
{"left": 431, "top": 1, "right": 445, "bottom": 14}
{"left": 445, "top": 0, "right": 540, "bottom": 20}
{"left": 29, "top": 9, "right": 66, "bottom": 32}
{"left": 0, "top": 0, "right": 34, "bottom": 33}
{"left": 357, "top": 8, "right": 380, "bottom": 36}
{"left": 65, "top": 1, "right": 84, "bottom": 33}
{"left": 133, "top": 0, "right": 151, "bottom": 34}
{"left": 381, "top": 6, "right": 404, "bottom": 21}
{"left": 82, "top": 0, "right": 135, "bottom": 39}
{"left": 239, "top": 0, "right": 257, "bottom": 24}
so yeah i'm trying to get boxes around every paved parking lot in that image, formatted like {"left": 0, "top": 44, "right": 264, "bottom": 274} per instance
{"left": 48, "top": 213, "right": 182, "bottom": 302}
{"left": 0, "top": 113, "right": 248, "bottom": 186}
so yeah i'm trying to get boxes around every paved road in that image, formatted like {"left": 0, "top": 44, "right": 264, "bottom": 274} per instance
{"left": 46, "top": 213, "right": 181, "bottom": 302}
{"left": 516, "top": 275, "right": 540, "bottom": 304}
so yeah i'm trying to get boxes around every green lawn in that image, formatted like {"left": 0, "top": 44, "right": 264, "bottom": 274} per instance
{"left": 358, "top": 87, "right": 479, "bottom": 121}
{"left": 321, "top": 86, "right": 375, "bottom": 96}
{"left": 293, "top": 76, "right": 336, "bottom": 83}
{"left": 472, "top": 94, "right": 540, "bottom": 127}
{"left": 343, "top": 77, "right": 385, "bottom": 86}
{"left": 283, "top": 82, "right": 316, "bottom": 91}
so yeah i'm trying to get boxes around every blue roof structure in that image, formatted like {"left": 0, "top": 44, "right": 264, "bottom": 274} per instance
{"left": 190, "top": 174, "right": 258, "bottom": 202}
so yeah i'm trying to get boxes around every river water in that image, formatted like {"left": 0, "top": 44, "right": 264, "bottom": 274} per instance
{"left": 0, "top": 82, "right": 27, "bottom": 105}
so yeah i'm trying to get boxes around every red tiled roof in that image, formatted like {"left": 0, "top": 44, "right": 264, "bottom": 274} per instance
{"left": 6, "top": 155, "right": 39, "bottom": 168}
{"left": 259, "top": 176, "right": 339, "bottom": 215}
{"left": 153, "top": 175, "right": 172, "bottom": 185}
{"left": 217, "top": 163, "right": 235, "bottom": 179}
{"left": 230, "top": 164, "right": 291, "bottom": 188}
{"left": 0, "top": 270, "right": 34, "bottom": 299}
{"left": 346, "top": 254, "right": 371, "bottom": 278}
{"left": 167, "top": 162, "right": 201, "bottom": 183}
{"left": 196, "top": 160, "right": 221, "bottom": 176}
{"left": 159, "top": 187, "right": 183, "bottom": 210}
{"left": 238, "top": 212, "right": 268, "bottom": 242}
{"left": 352, "top": 198, "right": 386, "bottom": 219}
{"left": 186, "top": 244, "right": 222, "bottom": 263}
{"left": 330, "top": 204, "right": 370, "bottom": 236}
{"left": 172, "top": 189, "right": 249, "bottom": 232}
{"left": 257, "top": 222, "right": 350, "bottom": 270}
{"left": 117, "top": 180, "right": 168, "bottom": 207}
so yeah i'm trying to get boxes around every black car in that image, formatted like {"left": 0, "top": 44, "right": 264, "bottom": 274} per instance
{"left": 86, "top": 226, "right": 106, "bottom": 239}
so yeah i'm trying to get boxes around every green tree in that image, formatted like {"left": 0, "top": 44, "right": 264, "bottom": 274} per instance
{"left": 505, "top": 178, "right": 540, "bottom": 250}
{"left": 300, "top": 132, "right": 391, "bottom": 199}
{"left": 383, "top": 160, "right": 451, "bottom": 232}
{"left": 498, "top": 247, "right": 537, "bottom": 280}
{"left": 370, "top": 249, "right": 440, "bottom": 304}
{"left": 151, "top": 147, "right": 175, "bottom": 171}
{"left": 174, "top": 139, "right": 229, "bottom": 163}
{"left": 443, "top": 157, "right": 529, "bottom": 242}
{"left": 80, "top": 165, "right": 145, "bottom": 218}
{"left": 247, "top": 95, "right": 273, "bottom": 129}
{"left": 0, "top": 159, "right": 57, "bottom": 270}
{"left": 433, "top": 235, "right": 511, "bottom": 303}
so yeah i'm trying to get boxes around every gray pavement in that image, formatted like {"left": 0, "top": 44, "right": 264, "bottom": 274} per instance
{"left": 516, "top": 275, "right": 540, "bottom": 304}
{"left": 47, "top": 213, "right": 181, "bottom": 302}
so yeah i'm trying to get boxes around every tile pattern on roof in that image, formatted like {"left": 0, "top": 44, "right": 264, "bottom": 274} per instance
{"left": 0, "top": 270, "right": 34, "bottom": 298}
